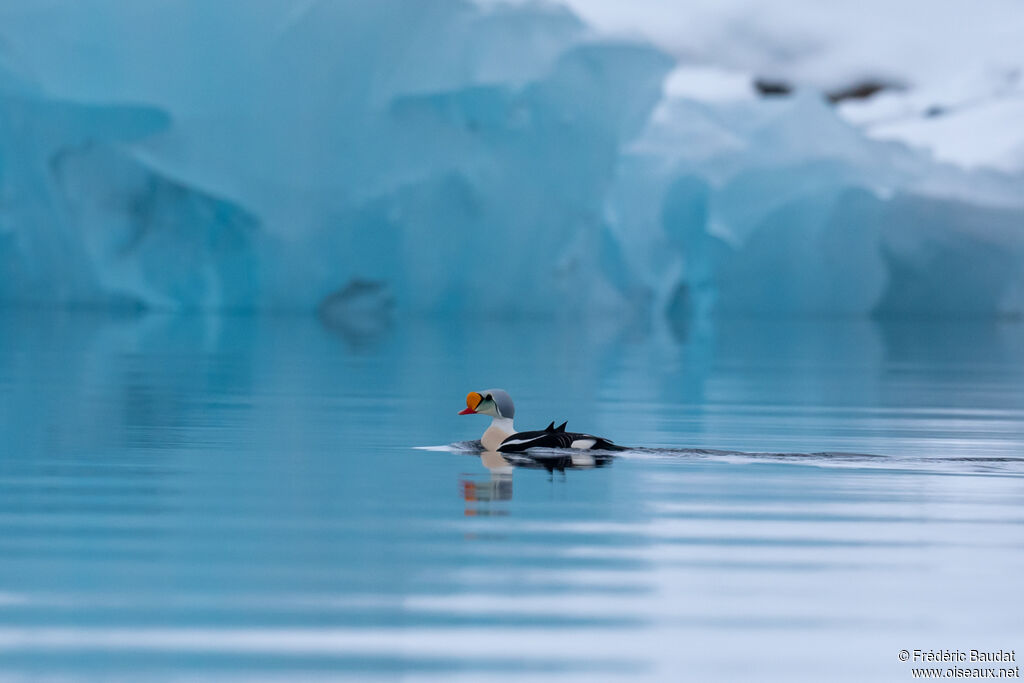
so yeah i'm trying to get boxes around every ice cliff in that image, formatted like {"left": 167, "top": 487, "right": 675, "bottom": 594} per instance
{"left": 0, "top": 0, "right": 1022, "bottom": 317}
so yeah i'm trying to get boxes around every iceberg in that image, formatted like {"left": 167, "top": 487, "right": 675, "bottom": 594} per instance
{"left": 613, "top": 92, "right": 1024, "bottom": 318}
{"left": 0, "top": 0, "right": 1022, "bottom": 318}
{"left": 0, "top": 63, "right": 272, "bottom": 310}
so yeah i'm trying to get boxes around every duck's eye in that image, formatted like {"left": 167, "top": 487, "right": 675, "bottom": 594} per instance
{"left": 485, "top": 394, "right": 492, "bottom": 401}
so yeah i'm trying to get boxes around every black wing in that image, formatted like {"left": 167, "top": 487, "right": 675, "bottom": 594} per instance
{"left": 498, "top": 425, "right": 624, "bottom": 452}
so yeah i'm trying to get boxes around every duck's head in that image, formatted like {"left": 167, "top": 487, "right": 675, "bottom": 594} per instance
{"left": 459, "top": 389, "right": 515, "bottom": 419}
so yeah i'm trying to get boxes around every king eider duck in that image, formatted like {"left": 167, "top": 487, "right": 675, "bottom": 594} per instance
{"left": 458, "top": 389, "right": 623, "bottom": 453}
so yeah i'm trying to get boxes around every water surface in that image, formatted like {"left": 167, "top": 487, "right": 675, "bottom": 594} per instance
{"left": 1, "top": 312, "right": 1023, "bottom": 681}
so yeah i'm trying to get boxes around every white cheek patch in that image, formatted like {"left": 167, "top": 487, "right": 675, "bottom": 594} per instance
{"left": 570, "top": 439, "right": 596, "bottom": 450}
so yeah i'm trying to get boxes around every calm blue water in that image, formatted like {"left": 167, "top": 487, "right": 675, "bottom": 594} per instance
{"left": 1, "top": 312, "right": 1023, "bottom": 682}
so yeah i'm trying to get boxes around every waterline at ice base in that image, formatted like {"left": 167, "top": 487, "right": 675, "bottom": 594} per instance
{"left": 1, "top": 0, "right": 1022, "bottom": 318}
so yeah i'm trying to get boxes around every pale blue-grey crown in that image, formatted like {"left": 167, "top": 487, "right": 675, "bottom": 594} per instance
{"left": 483, "top": 389, "right": 515, "bottom": 419}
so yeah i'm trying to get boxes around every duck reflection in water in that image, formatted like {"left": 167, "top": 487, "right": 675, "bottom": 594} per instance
{"left": 459, "top": 449, "right": 613, "bottom": 516}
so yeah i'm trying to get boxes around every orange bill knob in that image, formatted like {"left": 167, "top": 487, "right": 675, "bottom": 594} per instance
{"left": 459, "top": 391, "right": 482, "bottom": 415}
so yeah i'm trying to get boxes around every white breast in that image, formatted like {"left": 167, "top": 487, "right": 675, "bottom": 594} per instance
{"left": 481, "top": 417, "right": 515, "bottom": 451}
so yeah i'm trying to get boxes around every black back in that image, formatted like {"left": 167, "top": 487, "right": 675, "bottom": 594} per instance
{"left": 497, "top": 421, "right": 623, "bottom": 453}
